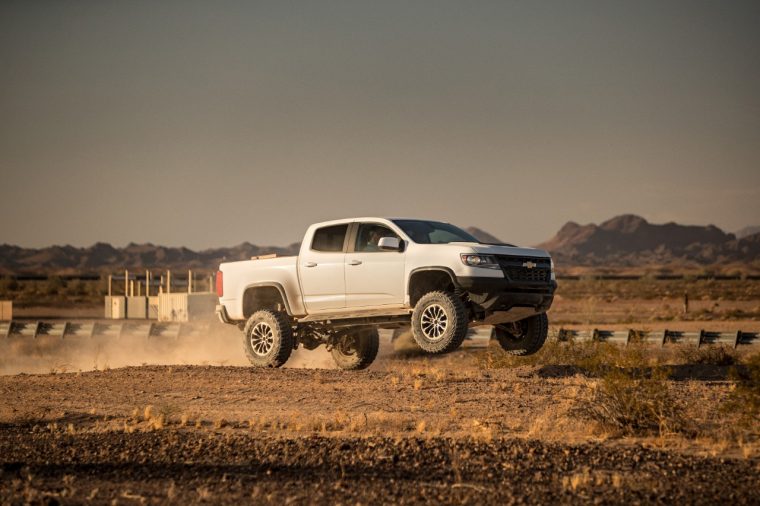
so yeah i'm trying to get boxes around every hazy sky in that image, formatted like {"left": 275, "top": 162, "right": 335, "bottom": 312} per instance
{"left": 1, "top": 0, "right": 759, "bottom": 249}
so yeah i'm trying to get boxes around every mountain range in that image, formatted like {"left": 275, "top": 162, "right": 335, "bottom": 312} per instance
{"left": 0, "top": 242, "right": 300, "bottom": 276}
{"left": 1, "top": 216, "right": 758, "bottom": 275}
{"left": 536, "top": 215, "right": 760, "bottom": 273}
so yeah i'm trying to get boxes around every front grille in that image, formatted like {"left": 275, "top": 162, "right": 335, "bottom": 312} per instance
{"left": 496, "top": 255, "right": 552, "bottom": 283}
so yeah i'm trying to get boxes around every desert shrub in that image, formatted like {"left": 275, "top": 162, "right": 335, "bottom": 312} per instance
{"left": 43, "top": 276, "right": 65, "bottom": 295}
{"left": 481, "top": 337, "right": 687, "bottom": 436}
{"left": 65, "top": 280, "right": 89, "bottom": 296}
{"left": 724, "top": 353, "right": 760, "bottom": 430}
{"left": 0, "top": 276, "right": 19, "bottom": 295}
{"left": 478, "top": 338, "right": 631, "bottom": 373}
{"left": 678, "top": 345, "right": 739, "bottom": 366}
{"left": 567, "top": 344, "right": 686, "bottom": 436}
{"left": 581, "top": 366, "right": 685, "bottom": 436}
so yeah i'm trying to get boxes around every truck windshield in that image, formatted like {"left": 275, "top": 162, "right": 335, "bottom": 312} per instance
{"left": 392, "top": 220, "right": 479, "bottom": 244}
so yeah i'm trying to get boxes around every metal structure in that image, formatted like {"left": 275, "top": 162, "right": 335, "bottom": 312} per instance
{"left": 2, "top": 320, "right": 757, "bottom": 347}
{"left": 157, "top": 293, "right": 218, "bottom": 322}
{"left": 103, "top": 269, "right": 215, "bottom": 320}
{"left": 0, "top": 320, "right": 215, "bottom": 340}
{"left": 557, "top": 328, "right": 759, "bottom": 347}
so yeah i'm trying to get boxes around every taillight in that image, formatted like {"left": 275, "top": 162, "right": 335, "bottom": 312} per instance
{"left": 215, "top": 270, "right": 223, "bottom": 297}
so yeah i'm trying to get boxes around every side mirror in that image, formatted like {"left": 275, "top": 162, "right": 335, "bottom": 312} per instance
{"left": 378, "top": 237, "right": 401, "bottom": 251}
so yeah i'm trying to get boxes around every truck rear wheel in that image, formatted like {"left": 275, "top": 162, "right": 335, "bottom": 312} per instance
{"left": 411, "top": 291, "right": 468, "bottom": 354}
{"left": 242, "top": 310, "right": 294, "bottom": 367}
{"left": 331, "top": 328, "right": 379, "bottom": 370}
{"left": 492, "top": 313, "right": 548, "bottom": 356}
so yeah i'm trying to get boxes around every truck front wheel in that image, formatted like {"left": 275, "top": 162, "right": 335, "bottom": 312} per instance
{"left": 411, "top": 291, "right": 468, "bottom": 354}
{"left": 331, "top": 328, "right": 379, "bottom": 370}
{"left": 242, "top": 310, "right": 294, "bottom": 367}
{"left": 492, "top": 313, "right": 548, "bottom": 356}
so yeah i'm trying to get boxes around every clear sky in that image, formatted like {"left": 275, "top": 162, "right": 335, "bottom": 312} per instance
{"left": 1, "top": 0, "right": 759, "bottom": 249}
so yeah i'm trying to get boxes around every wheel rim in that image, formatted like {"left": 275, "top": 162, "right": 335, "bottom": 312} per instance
{"left": 249, "top": 322, "right": 274, "bottom": 356}
{"left": 421, "top": 304, "right": 448, "bottom": 341}
{"left": 336, "top": 336, "right": 358, "bottom": 356}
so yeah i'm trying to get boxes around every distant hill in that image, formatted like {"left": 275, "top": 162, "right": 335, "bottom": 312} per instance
{"left": 736, "top": 225, "right": 760, "bottom": 239}
{"left": 3, "top": 216, "right": 760, "bottom": 276}
{"left": 0, "top": 226, "right": 507, "bottom": 276}
{"left": 0, "top": 242, "right": 301, "bottom": 276}
{"left": 537, "top": 214, "right": 760, "bottom": 271}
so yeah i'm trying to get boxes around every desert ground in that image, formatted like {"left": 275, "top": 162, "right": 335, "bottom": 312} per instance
{"left": 1, "top": 279, "right": 759, "bottom": 504}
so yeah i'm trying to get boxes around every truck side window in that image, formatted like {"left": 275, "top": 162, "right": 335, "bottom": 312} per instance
{"left": 355, "top": 224, "right": 399, "bottom": 252}
{"left": 311, "top": 224, "right": 348, "bottom": 252}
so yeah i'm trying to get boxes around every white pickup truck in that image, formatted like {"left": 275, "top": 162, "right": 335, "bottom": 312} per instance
{"left": 216, "top": 218, "right": 556, "bottom": 369}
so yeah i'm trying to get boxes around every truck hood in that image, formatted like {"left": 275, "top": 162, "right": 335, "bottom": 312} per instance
{"left": 448, "top": 242, "right": 551, "bottom": 258}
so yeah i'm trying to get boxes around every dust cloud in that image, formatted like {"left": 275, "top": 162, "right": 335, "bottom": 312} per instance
{"left": 0, "top": 323, "right": 344, "bottom": 375}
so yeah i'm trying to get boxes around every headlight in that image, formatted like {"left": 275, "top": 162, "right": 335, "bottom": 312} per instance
{"left": 460, "top": 254, "right": 500, "bottom": 269}
{"left": 550, "top": 258, "right": 556, "bottom": 281}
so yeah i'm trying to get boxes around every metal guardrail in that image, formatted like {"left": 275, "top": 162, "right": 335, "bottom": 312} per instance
{"left": 557, "top": 328, "right": 759, "bottom": 347}
{"left": 2, "top": 320, "right": 757, "bottom": 348}
{"left": 0, "top": 320, "right": 214, "bottom": 340}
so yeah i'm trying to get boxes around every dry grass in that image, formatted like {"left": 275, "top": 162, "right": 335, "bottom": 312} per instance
{"left": 478, "top": 338, "right": 632, "bottom": 372}
{"left": 678, "top": 345, "right": 740, "bottom": 366}
{"left": 480, "top": 341, "right": 691, "bottom": 436}
{"left": 724, "top": 352, "right": 760, "bottom": 430}
{"left": 580, "top": 367, "right": 686, "bottom": 436}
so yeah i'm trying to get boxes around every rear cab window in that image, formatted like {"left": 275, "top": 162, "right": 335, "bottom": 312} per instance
{"left": 311, "top": 224, "right": 349, "bottom": 252}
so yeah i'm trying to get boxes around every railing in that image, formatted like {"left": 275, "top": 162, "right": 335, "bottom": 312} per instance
{"left": 557, "top": 328, "right": 759, "bottom": 347}
{"left": 0, "top": 320, "right": 214, "bottom": 340}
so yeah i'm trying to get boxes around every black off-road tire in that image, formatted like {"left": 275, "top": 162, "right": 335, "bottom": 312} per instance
{"left": 411, "top": 291, "right": 468, "bottom": 354}
{"left": 492, "top": 313, "right": 549, "bottom": 356}
{"left": 242, "top": 310, "right": 294, "bottom": 367}
{"left": 331, "top": 327, "right": 380, "bottom": 370}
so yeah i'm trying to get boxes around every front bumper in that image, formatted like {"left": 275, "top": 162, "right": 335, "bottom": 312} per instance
{"left": 457, "top": 276, "right": 557, "bottom": 314}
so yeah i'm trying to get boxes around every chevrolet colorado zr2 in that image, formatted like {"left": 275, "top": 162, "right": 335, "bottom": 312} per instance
{"left": 216, "top": 218, "right": 556, "bottom": 369}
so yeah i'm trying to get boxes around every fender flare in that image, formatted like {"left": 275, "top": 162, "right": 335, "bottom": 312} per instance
{"left": 407, "top": 267, "right": 460, "bottom": 301}
{"left": 242, "top": 282, "right": 294, "bottom": 316}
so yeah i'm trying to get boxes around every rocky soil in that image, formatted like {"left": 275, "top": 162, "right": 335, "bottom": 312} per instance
{"left": 1, "top": 352, "right": 758, "bottom": 504}
{"left": 1, "top": 430, "right": 758, "bottom": 505}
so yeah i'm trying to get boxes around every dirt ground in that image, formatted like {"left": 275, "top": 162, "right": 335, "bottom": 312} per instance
{"left": 3, "top": 278, "right": 759, "bottom": 504}
{"left": 1, "top": 334, "right": 759, "bottom": 504}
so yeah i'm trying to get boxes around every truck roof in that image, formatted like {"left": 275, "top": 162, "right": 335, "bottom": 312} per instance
{"left": 308, "top": 217, "right": 442, "bottom": 227}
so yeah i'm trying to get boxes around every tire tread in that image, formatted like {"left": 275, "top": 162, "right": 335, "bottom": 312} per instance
{"left": 242, "top": 310, "right": 294, "bottom": 367}
{"left": 411, "top": 291, "right": 468, "bottom": 354}
{"left": 494, "top": 313, "right": 549, "bottom": 356}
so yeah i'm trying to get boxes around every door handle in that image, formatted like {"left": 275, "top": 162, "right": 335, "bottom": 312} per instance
{"left": 348, "top": 260, "right": 362, "bottom": 266}
{"left": 304, "top": 262, "right": 317, "bottom": 267}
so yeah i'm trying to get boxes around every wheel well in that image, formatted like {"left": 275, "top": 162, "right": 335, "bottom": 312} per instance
{"left": 408, "top": 270, "right": 456, "bottom": 307}
{"left": 242, "top": 286, "right": 287, "bottom": 318}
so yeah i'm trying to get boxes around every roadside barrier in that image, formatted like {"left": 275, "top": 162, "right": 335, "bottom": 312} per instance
{"left": 557, "top": 328, "right": 759, "bottom": 347}
{"left": 0, "top": 320, "right": 215, "bottom": 340}
{"left": 4, "top": 319, "right": 756, "bottom": 348}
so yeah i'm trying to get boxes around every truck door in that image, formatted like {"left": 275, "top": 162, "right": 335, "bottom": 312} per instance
{"left": 345, "top": 222, "right": 406, "bottom": 308}
{"left": 298, "top": 223, "right": 348, "bottom": 312}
